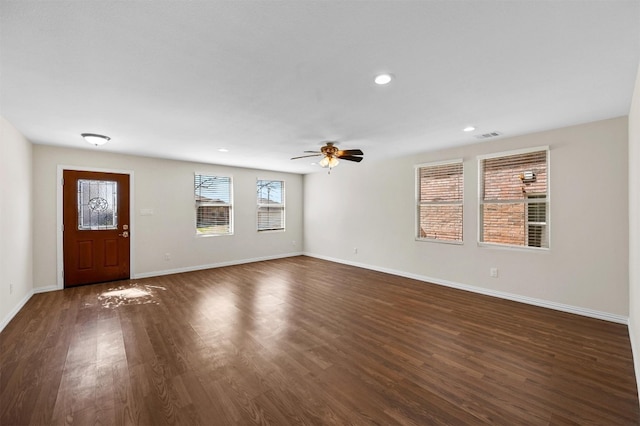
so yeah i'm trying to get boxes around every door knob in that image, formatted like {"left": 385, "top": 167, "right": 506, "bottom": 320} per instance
{"left": 119, "top": 231, "right": 129, "bottom": 238}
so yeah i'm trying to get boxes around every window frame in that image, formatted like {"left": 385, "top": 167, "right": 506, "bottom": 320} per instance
{"left": 525, "top": 193, "right": 548, "bottom": 248}
{"left": 256, "top": 179, "right": 285, "bottom": 232}
{"left": 415, "top": 158, "right": 464, "bottom": 244}
{"left": 194, "top": 173, "right": 233, "bottom": 236}
{"left": 477, "top": 146, "right": 550, "bottom": 250}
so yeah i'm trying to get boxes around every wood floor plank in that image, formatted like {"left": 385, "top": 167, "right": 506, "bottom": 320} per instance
{"left": 1, "top": 256, "right": 638, "bottom": 425}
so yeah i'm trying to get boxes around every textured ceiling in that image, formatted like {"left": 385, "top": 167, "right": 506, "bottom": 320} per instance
{"left": 1, "top": 1, "right": 639, "bottom": 174}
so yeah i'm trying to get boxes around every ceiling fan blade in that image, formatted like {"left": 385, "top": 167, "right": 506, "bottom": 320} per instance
{"left": 304, "top": 150, "right": 320, "bottom": 153}
{"left": 337, "top": 149, "right": 363, "bottom": 156}
{"left": 291, "top": 154, "right": 322, "bottom": 160}
{"left": 338, "top": 155, "right": 363, "bottom": 162}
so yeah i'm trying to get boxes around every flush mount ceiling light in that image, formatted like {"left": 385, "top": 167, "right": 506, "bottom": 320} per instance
{"left": 218, "top": 148, "right": 229, "bottom": 152}
{"left": 463, "top": 126, "right": 476, "bottom": 132}
{"left": 81, "top": 133, "right": 110, "bottom": 146}
{"left": 374, "top": 73, "right": 393, "bottom": 85}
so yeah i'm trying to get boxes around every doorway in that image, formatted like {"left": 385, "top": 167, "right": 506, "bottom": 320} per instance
{"left": 62, "top": 170, "right": 131, "bottom": 287}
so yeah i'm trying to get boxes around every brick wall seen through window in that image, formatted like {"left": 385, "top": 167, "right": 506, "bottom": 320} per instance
{"left": 416, "top": 160, "right": 463, "bottom": 242}
{"left": 480, "top": 149, "right": 548, "bottom": 248}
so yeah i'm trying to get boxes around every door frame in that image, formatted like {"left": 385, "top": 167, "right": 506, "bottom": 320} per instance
{"left": 56, "top": 165, "right": 135, "bottom": 290}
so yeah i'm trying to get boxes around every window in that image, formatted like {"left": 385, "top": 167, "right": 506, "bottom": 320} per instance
{"left": 526, "top": 194, "right": 547, "bottom": 248}
{"left": 194, "top": 174, "right": 232, "bottom": 235}
{"left": 479, "top": 148, "right": 549, "bottom": 248}
{"left": 257, "top": 179, "right": 285, "bottom": 231}
{"left": 77, "top": 179, "right": 118, "bottom": 230}
{"left": 416, "top": 160, "right": 463, "bottom": 242}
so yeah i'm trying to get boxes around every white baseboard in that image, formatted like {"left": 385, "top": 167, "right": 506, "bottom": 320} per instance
{"left": 2, "top": 252, "right": 303, "bottom": 333}
{"left": 34, "top": 285, "right": 59, "bottom": 294}
{"left": 8, "top": 252, "right": 626, "bottom": 332}
{"left": 0, "top": 291, "right": 33, "bottom": 333}
{"left": 303, "top": 252, "right": 628, "bottom": 324}
{"left": 133, "top": 251, "right": 303, "bottom": 279}
{"left": 628, "top": 320, "right": 640, "bottom": 401}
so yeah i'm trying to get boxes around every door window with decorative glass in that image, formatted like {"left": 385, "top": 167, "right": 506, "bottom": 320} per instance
{"left": 77, "top": 179, "right": 118, "bottom": 230}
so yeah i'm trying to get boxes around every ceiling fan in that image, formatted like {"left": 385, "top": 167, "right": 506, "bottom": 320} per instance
{"left": 291, "top": 141, "right": 364, "bottom": 172}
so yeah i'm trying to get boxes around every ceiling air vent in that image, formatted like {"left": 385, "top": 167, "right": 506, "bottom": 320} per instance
{"left": 474, "top": 131, "right": 502, "bottom": 139}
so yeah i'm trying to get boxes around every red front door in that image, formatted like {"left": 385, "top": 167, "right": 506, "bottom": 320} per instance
{"left": 63, "top": 170, "right": 130, "bottom": 287}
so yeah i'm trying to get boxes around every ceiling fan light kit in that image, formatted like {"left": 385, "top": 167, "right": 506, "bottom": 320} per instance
{"left": 319, "top": 156, "right": 339, "bottom": 168}
{"left": 291, "top": 141, "right": 363, "bottom": 174}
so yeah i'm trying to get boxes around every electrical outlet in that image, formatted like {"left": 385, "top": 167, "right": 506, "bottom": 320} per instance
{"left": 165, "top": 253, "right": 171, "bottom": 261}
{"left": 292, "top": 240, "right": 296, "bottom": 246}
{"left": 354, "top": 247, "right": 358, "bottom": 254}
{"left": 489, "top": 267, "right": 498, "bottom": 278}
{"left": 9, "top": 283, "right": 13, "bottom": 294}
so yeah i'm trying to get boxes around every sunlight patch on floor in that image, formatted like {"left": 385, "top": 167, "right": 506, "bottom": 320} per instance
{"left": 98, "top": 283, "right": 166, "bottom": 308}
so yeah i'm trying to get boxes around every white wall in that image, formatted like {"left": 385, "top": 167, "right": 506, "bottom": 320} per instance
{"left": 629, "top": 64, "right": 640, "bottom": 400}
{"left": 0, "top": 117, "right": 33, "bottom": 331}
{"left": 32, "top": 145, "right": 303, "bottom": 290}
{"left": 304, "top": 117, "right": 629, "bottom": 320}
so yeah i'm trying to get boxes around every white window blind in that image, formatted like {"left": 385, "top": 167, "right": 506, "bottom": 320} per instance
{"left": 257, "top": 180, "right": 284, "bottom": 231}
{"left": 416, "top": 160, "right": 463, "bottom": 242}
{"left": 195, "top": 174, "right": 233, "bottom": 235}
{"left": 479, "top": 148, "right": 548, "bottom": 248}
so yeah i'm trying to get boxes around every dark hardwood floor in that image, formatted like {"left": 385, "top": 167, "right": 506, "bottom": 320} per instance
{"left": 1, "top": 256, "right": 638, "bottom": 425}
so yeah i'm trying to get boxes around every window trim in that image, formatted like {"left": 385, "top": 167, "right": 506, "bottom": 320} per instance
{"left": 415, "top": 158, "right": 464, "bottom": 244}
{"left": 194, "top": 173, "right": 234, "bottom": 237}
{"left": 256, "top": 178, "right": 285, "bottom": 232}
{"left": 477, "top": 146, "right": 550, "bottom": 250}
{"left": 525, "top": 193, "right": 547, "bottom": 248}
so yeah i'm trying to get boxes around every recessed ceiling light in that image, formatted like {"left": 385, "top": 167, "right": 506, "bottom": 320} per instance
{"left": 218, "top": 148, "right": 229, "bottom": 152}
{"left": 374, "top": 73, "right": 393, "bottom": 85}
{"left": 463, "top": 126, "right": 476, "bottom": 132}
{"left": 81, "top": 133, "right": 110, "bottom": 146}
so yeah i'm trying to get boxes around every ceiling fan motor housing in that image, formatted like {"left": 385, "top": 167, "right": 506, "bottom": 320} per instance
{"left": 321, "top": 142, "right": 338, "bottom": 157}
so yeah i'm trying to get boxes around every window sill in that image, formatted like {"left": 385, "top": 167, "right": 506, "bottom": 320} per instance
{"left": 477, "top": 242, "right": 550, "bottom": 252}
{"left": 415, "top": 238, "right": 463, "bottom": 245}
{"left": 195, "top": 232, "right": 234, "bottom": 238}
